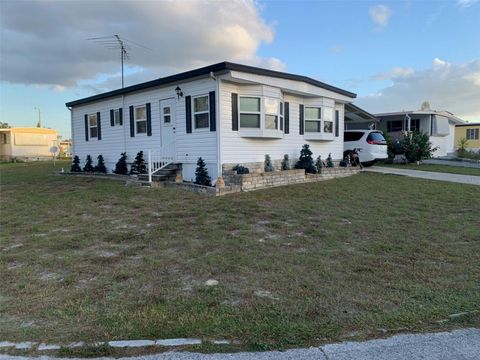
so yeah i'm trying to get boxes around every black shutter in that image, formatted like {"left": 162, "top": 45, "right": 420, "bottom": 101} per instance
{"left": 299, "top": 104, "right": 304, "bottom": 135}
{"left": 185, "top": 96, "right": 192, "bottom": 134}
{"left": 129, "top": 106, "right": 135, "bottom": 137}
{"left": 97, "top": 112, "right": 102, "bottom": 140}
{"left": 335, "top": 110, "right": 339, "bottom": 137}
{"left": 110, "top": 109, "right": 114, "bottom": 126}
{"left": 119, "top": 108, "right": 123, "bottom": 125}
{"left": 146, "top": 103, "right": 152, "bottom": 136}
{"left": 232, "top": 93, "right": 239, "bottom": 131}
{"left": 284, "top": 102, "right": 289, "bottom": 134}
{"left": 209, "top": 91, "right": 216, "bottom": 132}
{"left": 84, "top": 114, "right": 89, "bottom": 142}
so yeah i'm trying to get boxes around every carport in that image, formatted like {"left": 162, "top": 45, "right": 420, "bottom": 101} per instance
{"left": 344, "top": 103, "right": 379, "bottom": 130}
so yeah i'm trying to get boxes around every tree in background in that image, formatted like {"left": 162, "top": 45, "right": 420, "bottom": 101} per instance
{"left": 95, "top": 155, "right": 107, "bottom": 173}
{"left": 113, "top": 152, "right": 129, "bottom": 175}
{"left": 195, "top": 157, "right": 211, "bottom": 186}
{"left": 83, "top": 155, "right": 94, "bottom": 172}
{"left": 70, "top": 155, "right": 82, "bottom": 172}
{"left": 295, "top": 144, "right": 317, "bottom": 173}
{"left": 0, "top": 122, "right": 10, "bottom": 128}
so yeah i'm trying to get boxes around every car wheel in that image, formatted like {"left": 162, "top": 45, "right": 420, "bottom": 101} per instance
{"left": 361, "top": 161, "right": 374, "bottom": 167}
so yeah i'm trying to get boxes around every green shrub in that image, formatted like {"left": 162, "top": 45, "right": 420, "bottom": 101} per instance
{"left": 326, "top": 153, "right": 334, "bottom": 168}
{"left": 232, "top": 164, "right": 250, "bottom": 174}
{"left": 83, "top": 155, "right": 94, "bottom": 172}
{"left": 400, "top": 131, "right": 438, "bottom": 163}
{"left": 195, "top": 157, "right": 212, "bottom": 186}
{"left": 295, "top": 144, "right": 317, "bottom": 173}
{"left": 113, "top": 152, "right": 129, "bottom": 175}
{"left": 70, "top": 155, "right": 82, "bottom": 172}
{"left": 264, "top": 154, "right": 274, "bottom": 172}
{"left": 281, "top": 154, "right": 290, "bottom": 171}
{"left": 315, "top": 155, "right": 323, "bottom": 172}
{"left": 95, "top": 155, "right": 107, "bottom": 173}
{"left": 130, "top": 151, "right": 147, "bottom": 175}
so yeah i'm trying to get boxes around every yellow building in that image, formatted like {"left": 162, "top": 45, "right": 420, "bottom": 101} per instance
{"left": 0, "top": 127, "right": 58, "bottom": 161}
{"left": 455, "top": 123, "right": 480, "bottom": 152}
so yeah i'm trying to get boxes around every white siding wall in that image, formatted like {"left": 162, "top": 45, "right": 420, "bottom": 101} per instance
{"left": 430, "top": 122, "right": 456, "bottom": 157}
{"left": 71, "top": 78, "right": 218, "bottom": 179}
{"left": 219, "top": 80, "right": 345, "bottom": 170}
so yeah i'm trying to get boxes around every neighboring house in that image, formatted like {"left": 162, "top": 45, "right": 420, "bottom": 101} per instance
{"left": 455, "top": 123, "right": 480, "bottom": 152}
{"left": 0, "top": 127, "right": 58, "bottom": 161}
{"left": 59, "top": 140, "right": 72, "bottom": 157}
{"left": 375, "top": 110, "right": 464, "bottom": 157}
{"left": 65, "top": 62, "right": 357, "bottom": 182}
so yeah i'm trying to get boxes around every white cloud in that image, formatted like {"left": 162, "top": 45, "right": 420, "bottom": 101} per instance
{"left": 456, "top": 0, "right": 479, "bottom": 8}
{"left": 356, "top": 58, "right": 480, "bottom": 121}
{"left": 369, "top": 5, "right": 392, "bottom": 27}
{"left": 0, "top": 0, "right": 280, "bottom": 89}
{"left": 374, "top": 66, "right": 415, "bottom": 80}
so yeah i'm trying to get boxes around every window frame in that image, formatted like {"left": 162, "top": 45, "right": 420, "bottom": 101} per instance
{"left": 88, "top": 113, "right": 98, "bottom": 139}
{"left": 1, "top": 133, "right": 8, "bottom": 144}
{"left": 239, "top": 96, "right": 262, "bottom": 129}
{"left": 114, "top": 109, "right": 121, "bottom": 126}
{"left": 304, "top": 106, "right": 322, "bottom": 133}
{"left": 192, "top": 95, "right": 210, "bottom": 130}
{"left": 162, "top": 105, "right": 172, "bottom": 126}
{"left": 134, "top": 105, "right": 147, "bottom": 134}
{"left": 466, "top": 128, "right": 479, "bottom": 140}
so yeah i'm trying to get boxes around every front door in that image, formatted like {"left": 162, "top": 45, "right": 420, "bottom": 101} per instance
{"left": 160, "top": 98, "right": 175, "bottom": 157}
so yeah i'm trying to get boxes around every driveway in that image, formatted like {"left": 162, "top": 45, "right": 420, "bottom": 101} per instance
{"left": 364, "top": 166, "right": 480, "bottom": 185}
{"left": 0, "top": 329, "right": 479, "bottom": 360}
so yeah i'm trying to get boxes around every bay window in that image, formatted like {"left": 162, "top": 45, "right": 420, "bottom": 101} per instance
{"left": 305, "top": 107, "right": 321, "bottom": 132}
{"left": 240, "top": 97, "right": 261, "bottom": 128}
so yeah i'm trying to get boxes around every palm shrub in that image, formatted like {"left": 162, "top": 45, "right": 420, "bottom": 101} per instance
{"left": 264, "top": 154, "right": 274, "bottom": 172}
{"left": 295, "top": 144, "right": 317, "bottom": 173}
{"left": 130, "top": 151, "right": 147, "bottom": 175}
{"left": 400, "top": 131, "right": 438, "bottom": 163}
{"left": 95, "top": 155, "right": 107, "bottom": 173}
{"left": 83, "top": 155, "right": 94, "bottom": 172}
{"left": 71, "top": 155, "right": 82, "bottom": 172}
{"left": 195, "top": 157, "right": 211, "bottom": 186}
{"left": 113, "top": 152, "right": 129, "bottom": 175}
{"left": 281, "top": 154, "right": 290, "bottom": 170}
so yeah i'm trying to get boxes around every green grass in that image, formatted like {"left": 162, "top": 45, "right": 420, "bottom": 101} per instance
{"left": 377, "top": 162, "right": 480, "bottom": 176}
{"left": 1, "top": 161, "right": 479, "bottom": 354}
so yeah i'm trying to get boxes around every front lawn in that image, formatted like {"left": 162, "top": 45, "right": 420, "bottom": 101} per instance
{"left": 377, "top": 162, "right": 480, "bottom": 176}
{"left": 1, "top": 161, "right": 479, "bottom": 353}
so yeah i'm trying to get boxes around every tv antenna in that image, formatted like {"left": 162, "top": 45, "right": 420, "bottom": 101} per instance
{"left": 87, "top": 35, "right": 152, "bottom": 88}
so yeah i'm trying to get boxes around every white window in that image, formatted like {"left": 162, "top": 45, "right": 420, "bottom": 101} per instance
{"left": 323, "top": 108, "right": 333, "bottom": 133}
{"left": 264, "top": 98, "right": 279, "bottom": 130}
{"left": 163, "top": 106, "right": 171, "bottom": 124}
{"left": 239, "top": 97, "right": 261, "bottom": 128}
{"left": 114, "top": 109, "right": 121, "bottom": 125}
{"left": 193, "top": 95, "right": 209, "bottom": 129}
{"left": 305, "top": 107, "right": 321, "bottom": 132}
{"left": 135, "top": 105, "right": 147, "bottom": 134}
{"left": 466, "top": 128, "right": 479, "bottom": 140}
{"left": 88, "top": 114, "right": 98, "bottom": 138}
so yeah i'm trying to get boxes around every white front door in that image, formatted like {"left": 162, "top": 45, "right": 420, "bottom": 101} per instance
{"left": 160, "top": 98, "right": 175, "bottom": 157}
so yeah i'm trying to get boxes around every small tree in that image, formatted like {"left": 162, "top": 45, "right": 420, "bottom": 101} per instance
{"left": 95, "top": 154, "right": 107, "bottom": 173}
{"left": 195, "top": 157, "right": 211, "bottom": 186}
{"left": 71, "top": 155, "right": 82, "bottom": 172}
{"left": 264, "top": 154, "right": 274, "bottom": 172}
{"left": 83, "top": 155, "right": 94, "bottom": 172}
{"left": 295, "top": 144, "right": 317, "bottom": 173}
{"left": 326, "top": 153, "right": 334, "bottom": 168}
{"left": 113, "top": 152, "right": 129, "bottom": 175}
{"left": 400, "top": 131, "right": 438, "bottom": 163}
{"left": 130, "top": 151, "right": 147, "bottom": 175}
{"left": 315, "top": 155, "right": 323, "bottom": 172}
{"left": 281, "top": 154, "right": 290, "bottom": 170}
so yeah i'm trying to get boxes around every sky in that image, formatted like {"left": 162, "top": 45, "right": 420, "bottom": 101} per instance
{"left": 1, "top": 0, "right": 479, "bottom": 138}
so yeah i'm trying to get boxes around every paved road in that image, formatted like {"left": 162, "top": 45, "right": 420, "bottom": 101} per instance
{"left": 364, "top": 166, "right": 480, "bottom": 185}
{"left": 1, "top": 329, "right": 479, "bottom": 360}
{"left": 424, "top": 159, "right": 480, "bottom": 168}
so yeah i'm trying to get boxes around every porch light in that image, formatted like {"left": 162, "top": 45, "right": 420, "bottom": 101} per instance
{"left": 175, "top": 86, "right": 183, "bottom": 100}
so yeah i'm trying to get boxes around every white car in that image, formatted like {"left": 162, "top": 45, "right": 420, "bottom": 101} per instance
{"left": 344, "top": 130, "right": 388, "bottom": 166}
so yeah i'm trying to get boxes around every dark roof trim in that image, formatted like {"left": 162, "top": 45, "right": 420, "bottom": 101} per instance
{"left": 65, "top": 62, "right": 356, "bottom": 107}
{"left": 456, "top": 122, "right": 480, "bottom": 127}
{"left": 345, "top": 103, "right": 378, "bottom": 121}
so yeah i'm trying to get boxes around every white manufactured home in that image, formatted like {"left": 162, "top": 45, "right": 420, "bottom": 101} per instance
{"left": 375, "top": 110, "right": 465, "bottom": 157}
{"left": 66, "top": 62, "right": 357, "bottom": 182}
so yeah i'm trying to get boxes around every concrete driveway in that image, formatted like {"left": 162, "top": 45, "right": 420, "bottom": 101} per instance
{"left": 364, "top": 166, "right": 480, "bottom": 186}
{"left": 0, "top": 329, "right": 479, "bottom": 360}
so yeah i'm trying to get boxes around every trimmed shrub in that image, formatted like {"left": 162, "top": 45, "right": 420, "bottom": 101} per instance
{"left": 326, "top": 153, "right": 334, "bottom": 168}
{"left": 295, "top": 144, "right": 317, "bottom": 173}
{"left": 195, "top": 157, "right": 212, "bottom": 186}
{"left": 95, "top": 155, "right": 107, "bottom": 173}
{"left": 315, "top": 155, "right": 323, "bottom": 172}
{"left": 83, "top": 155, "right": 94, "bottom": 172}
{"left": 113, "top": 152, "right": 129, "bottom": 175}
{"left": 71, "top": 155, "right": 82, "bottom": 172}
{"left": 130, "top": 151, "right": 147, "bottom": 175}
{"left": 232, "top": 164, "right": 250, "bottom": 174}
{"left": 264, "top": 154, "right": 274, "bottom": 172}
{"left": 281, "top": 154, "right": 290, "bottom": 171}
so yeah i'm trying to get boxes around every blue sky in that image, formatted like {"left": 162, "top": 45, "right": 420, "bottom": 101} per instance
{"left": 1, "top": 0, "right": 479, "bottom": 138}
